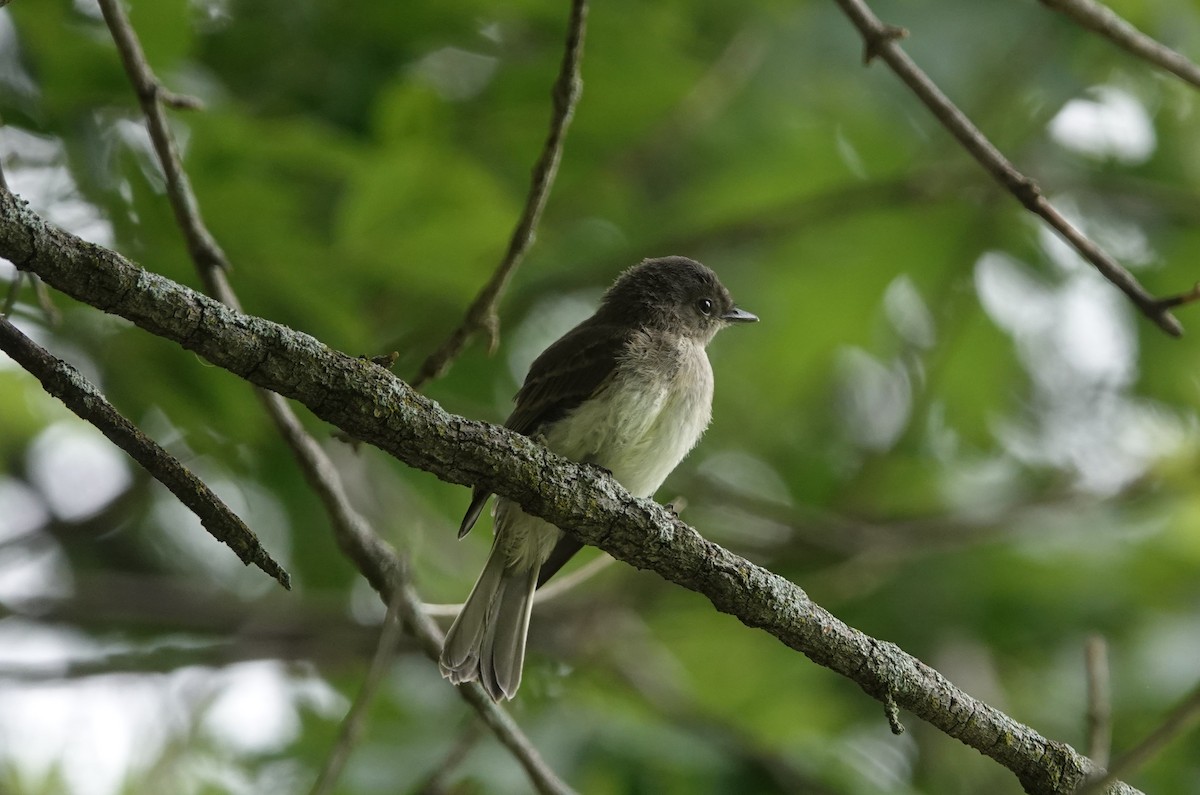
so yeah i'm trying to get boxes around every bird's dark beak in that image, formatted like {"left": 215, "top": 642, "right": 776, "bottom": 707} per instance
{"left": 722, "top": 307, "right": 758, "bottom": 324}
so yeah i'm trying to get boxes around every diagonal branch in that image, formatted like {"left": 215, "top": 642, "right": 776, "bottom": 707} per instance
{"left": 97, "top": 0, "right": 229, "bottom": 295}
{"left": 1078, "top": 682, "right": 1200, "bottom": 795}
{"left": 830, "top": 0, "right": 1188, "bottom": 337}
{"left": 0, "top": 315, "right": 290, "bottom": 589}
{"left": 0, "top": 190, "right": 1142, "bottom": 795}
{"left": 1039, "top": 0, "right": 1200, "bottom": 90}
{"left": 412, "top": 0, "right": 589, "bottom": 389}
{"left": 309, "top": 587, "right": 406, "bottom": 795}
{"left": 94, "top": 3, "right": 573, "bottom": 791}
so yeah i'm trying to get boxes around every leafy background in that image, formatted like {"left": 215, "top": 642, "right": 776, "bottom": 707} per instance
{"left": 2, "top": 0, "right": 1200, "bottom": 793}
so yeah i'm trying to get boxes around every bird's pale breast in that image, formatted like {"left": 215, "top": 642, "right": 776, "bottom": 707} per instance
{"left": 544, "top": 330, "right": 714, "bottom": 498}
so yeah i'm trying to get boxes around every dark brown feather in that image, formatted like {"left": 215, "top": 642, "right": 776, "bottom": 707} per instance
{"left": 457, "top": 321, "right": 629, "bottom": 539}
{"left": 505, "top": 321, "right": 627, "bottom": 435}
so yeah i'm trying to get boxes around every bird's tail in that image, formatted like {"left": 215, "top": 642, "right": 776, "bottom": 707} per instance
{"left": 439, "top": 546, "right": 538, "bottom": 701}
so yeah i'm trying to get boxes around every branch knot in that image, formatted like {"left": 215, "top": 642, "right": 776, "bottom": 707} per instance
{"left": 863, "top": 23, "right": 908, "bottom": 64}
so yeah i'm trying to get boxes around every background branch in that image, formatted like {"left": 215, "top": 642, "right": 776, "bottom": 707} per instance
{"left": 1079, "top": 683, "right": 1200, "bottom": 795}
{"left": 97, "top": 0, "right": 230, "bottom": 295}
{"left": 412, "top": 0, "right": 588, "bottom": 388}
{"left": 1039, "top": 0, "right": 1200, "bottom": 89}
{"left": 0, "top": 315, "right": 290, "bottom": 588}
{"left": 309, "top": 588, "right": 406, "bottom": 795}
{"left": 831, "top": 0, "right": 1188, "bottom": 337}
{"left": 0, "top": 193, "right": 1140, "bottom": 795}
{"left": 1085, "top": 635, "right": 1112, "bottom": 770}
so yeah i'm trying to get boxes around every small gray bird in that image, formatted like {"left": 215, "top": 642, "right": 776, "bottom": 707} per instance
{"left": 439, "top": 256, "right": 757, "bottom": 700}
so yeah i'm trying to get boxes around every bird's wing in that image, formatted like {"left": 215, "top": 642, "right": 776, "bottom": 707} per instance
{"left": 458, "top": 322, "right": 627, "bottom": 539}
{"left": 505, "top": 322, "right": 627, "bottom": 435}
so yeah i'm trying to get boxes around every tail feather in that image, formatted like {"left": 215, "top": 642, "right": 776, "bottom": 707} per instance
{"left": 480, "top": 568, "right": 536, "bottom": 700}
{"left": 440, "top": 548, "right": 538, "bottom": 701}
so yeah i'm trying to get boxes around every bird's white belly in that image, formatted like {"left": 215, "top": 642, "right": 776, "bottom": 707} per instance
{"left": 544, "top": 338, "right": 714, "bottom": 498}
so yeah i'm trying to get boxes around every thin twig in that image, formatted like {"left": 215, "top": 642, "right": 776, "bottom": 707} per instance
{"left": 422, "top": 552, "right": 616, "bottom": 618}
{"left": 2, "top": 271, "right": 19, "bottom": 317}
{"left": 96, "top": 0, "right": 231, "bottom": 294}
{"left": 0, "top": 316, "right": 290, "bottom": 588}
{"left": 309, "top": 587, "right": 407, "bottom": 795}
{"left": 95, "top": 3, "right": 574, "bottom": 791}
{"left": 412, "top": 0, "right": 589, "bottom": 388}
{"left": 30, "top": 276, "right": 60, "bottom": 325}
{"left": 1152, "top": 281, "right": 1200, "bottom": 312}
{"left": 1085, "top": 635, "right": 1112, "bottom": 769}
{"left": 1040, "top": 0, "right": 1200, "bottom": 90}
{"left": 158, "top": 89, "right": 204, "bottom": 111}
{"left": 533, "top": 552, "right": 614, "bottom": 603}
{"left": 1077, "top": 683, "right": 1200, "bottom": 795}
{"left": 413, "top": 723, "right": 484, "bottom": 795}
{"left": 830, "top": 0, "right": 1185, "bottom": 337}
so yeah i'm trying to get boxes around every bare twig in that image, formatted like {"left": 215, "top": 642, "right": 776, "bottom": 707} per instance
{"left": 30, "top": 276, "right": 60, "bottom": 324}
{"left": 830, "top": 0, "right": 1185, "bottom": 337}
{"left": 1085, "top": 635, "right": 1112, "bottom": 769}
{"left": 96, "top": 0, "right": 231, "bottom": 294}
{"left": 1077, "top": 683, "right": 1200, "bottom": 795}
{"left": 158, "top": 89, "right": 204, "bottom": 111}
{"left": 413, "top": 723, "right": 484, "bottom": 795}
{"left": 1040, "top": 0, "right": 1200, "bottom": 89}
{"left": 2, "top": 271, "right": 63, "bottom": 325}
{"left": 1152, "top": 281, "right": 1200, "bottom": 312}
{"left": 0, "top": 316, "right": 290, "bottom": 588}
{"left": 423, "top": 552, "right": 616, "bottom": 618}
{"left": 309, "top": 587, "right": 407, "bottom": 795}
{"left": 533, "top": 552, "right": 615, "bottom": 603}
{"left": 1, "top": 271, "right": 19, "bottom": 317}
{"left": 412, "top": 0, "right": 589, "bottom": 388}
{"left": 94, "top": 3, "right": 575, "bottom": 792}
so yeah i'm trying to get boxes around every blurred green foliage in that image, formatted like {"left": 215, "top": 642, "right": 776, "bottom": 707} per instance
{"left": 2, "top": 0, "right": 1200, "bottom": 793}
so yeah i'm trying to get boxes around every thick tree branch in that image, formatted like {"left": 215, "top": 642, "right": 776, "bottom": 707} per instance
{"left": 0, "top": 316, "right": 290, "bottom": 588}
{"left": 0, "top": 189, "right": 1140, "bottom": 795}
{"left": 830, "top": 0, "right": 1188, "bottom": 337}
{"left": 412, "top": 0, "right": 588, "bottom": 388}
{"left": 1039, "top": 0, "right": 1200, "bottom": 89}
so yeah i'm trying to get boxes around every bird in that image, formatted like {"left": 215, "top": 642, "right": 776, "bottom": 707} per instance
{"left": 439, "top": 255, "right": 757, "bottom": 700}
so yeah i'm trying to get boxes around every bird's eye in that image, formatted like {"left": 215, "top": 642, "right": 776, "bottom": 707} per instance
{"left": 697, "top": 298, "right": 714, "bottom": 316}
